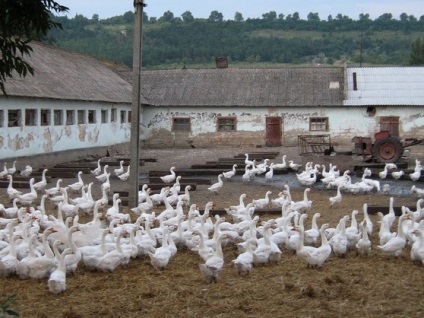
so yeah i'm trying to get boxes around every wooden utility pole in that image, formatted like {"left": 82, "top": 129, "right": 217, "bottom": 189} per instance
{"left": 128, "top": 0, "right": 145, "bottom": 208}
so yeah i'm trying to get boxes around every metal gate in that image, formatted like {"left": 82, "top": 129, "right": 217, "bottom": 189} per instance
{"left": 265, "top": 117, "right": 282, "bottom": 147}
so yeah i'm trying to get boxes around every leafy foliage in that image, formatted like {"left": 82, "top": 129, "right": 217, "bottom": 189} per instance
{"left": 0, "top": 0, "right": 68, "bottom": 95}
{"left": 409, "top": 37, "right": 424, "bottom": 65}
{"left": 45, "top": 10, "right": 424, "bottom": 70}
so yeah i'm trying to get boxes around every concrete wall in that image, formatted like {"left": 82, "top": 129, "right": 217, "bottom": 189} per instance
{"left": 0, "top": 97, "right": 132, "bottom": 161}
{"left": 141, "top": 105, "right": 424, "bottom": 149}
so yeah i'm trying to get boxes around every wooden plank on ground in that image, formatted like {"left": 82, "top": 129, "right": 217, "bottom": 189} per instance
{"left": 147, "top": 177, "right": 211, "bottom": 185}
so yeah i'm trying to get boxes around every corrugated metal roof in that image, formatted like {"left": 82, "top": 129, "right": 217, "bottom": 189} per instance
{"left": 2, "top": 42, "right": 132, "bottom": 104}
{"left": 140, "top": 67, "right": 344, "bottom": 107}
{"left": 344, "top": 67, "right": 424, "bottom": 106}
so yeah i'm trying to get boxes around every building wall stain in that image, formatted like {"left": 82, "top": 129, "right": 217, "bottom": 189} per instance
{"left": 78, "top": 125, "right": 86, "bottom": 142}
{"left": 43, "top": 128, "right": 53, "bottom": 153}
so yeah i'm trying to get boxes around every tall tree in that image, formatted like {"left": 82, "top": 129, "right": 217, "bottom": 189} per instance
{"left": 234, "top": 12, "right": 244, "bottom": 22}
{"left": 409, "top": 37, "right": 424, "bottom": 65}
{"left": 0, "top": 0, "right": 68, "bottom": 95}
{"left": 208, "top": 11, "right": 223, "bottom": 22}
{"left": 181, "top": 11, "right": 194, "bottom": 23}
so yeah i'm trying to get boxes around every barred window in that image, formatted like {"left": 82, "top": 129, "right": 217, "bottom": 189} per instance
{"left": 41, "top": 109, "right": 51, "bottom": 126}
{"left": 217, "top": 117, "right": 236, "bottom": 132}
{"left": 78, "top": 110, "right": 85, "bottom": 124}
{"left": 88, "top": 110, "right": 96, "bottom": 124}
{"left": 66, "top": 110, "right": 75, "bottom": 125}
{"left": 54, "top": 110, "right": 63, "bottom": 126}
{"left": 309, "top": 117, "right": 328, "bottom": 131}
{"left": 25, "top": 109, "right": 37, "bottom": 126}
{"left": 101, "top": 110, "right": 108, "bottom": 123}
{"left": 8, "top": 109, "right": 21, "bottom": 127}
{"left": 173, "top": 117, "right": 191, "bottom": 132}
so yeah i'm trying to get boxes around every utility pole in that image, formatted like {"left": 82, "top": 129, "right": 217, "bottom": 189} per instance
{"left": 128, "top": 0, "right": 145, "bottom": 208}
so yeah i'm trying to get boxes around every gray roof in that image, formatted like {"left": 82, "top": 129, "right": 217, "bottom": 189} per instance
{"left": 2, "top": 42, "right": 132, "bottom": 104}
{"left": 344, "top": 67, "right": 424, "bottom": 106}
{"left": 140, "top": 67, "right": 344, "bottom": 107}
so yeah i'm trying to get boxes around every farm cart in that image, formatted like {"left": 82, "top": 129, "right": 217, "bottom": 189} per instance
{"left": 352, "top": 131, "right": 424, "bottom": 163}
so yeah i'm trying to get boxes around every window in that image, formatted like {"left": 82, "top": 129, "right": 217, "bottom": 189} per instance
{"left": 78, "top": 110, "right": 85, "bottom": 124}
{"left": 128, "top": 111, "right": 132, "bottom": 123}
{"left": 120, "top": 110, "right": 126, "bottom": 123}
{"left": 217, "top": 117, "right": 236, "bottom": 131}
{"left": 111, "top": 108, "right": 117, "bottom": 122}
{"left": 173, "top": 117, "right": 191, "bottom": 132}
{"left": 25, "top": 109, "right": 37, "bottom": 126}
{"left": 66, "top": 110, "right": 75, "bottom": 125}
{"left": 309, "top": 117, "right": 328, "bottom": 131}
{"left": 0, "top": 110, "right": 3, "bottom": 127}
{"left": 101, "top": 110, "right": 108, "bottom": 123}
{"left": 54, "top": 110, "right": 63, "bottom": 125}
{"left": 88, "top": 110, "right": 96, "bottom": 124}
{"left": 8, "top": 110, "right": 21, "bottom": 127}
{"left": 380, "top": 116, "right": 399, "bottom": 137}
{"left": 41, "top": 109, "right": 51, "bottom": 126}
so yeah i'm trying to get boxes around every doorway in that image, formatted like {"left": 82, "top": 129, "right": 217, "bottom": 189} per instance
{"left": 265, "top": 116, "right": 282, "bottom": 147}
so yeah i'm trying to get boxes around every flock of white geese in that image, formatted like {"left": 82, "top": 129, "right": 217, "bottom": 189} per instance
{"left": 0, "top": 154, "right": 424, "bottom": 294}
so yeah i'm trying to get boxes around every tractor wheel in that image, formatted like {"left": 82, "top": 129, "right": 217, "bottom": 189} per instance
{"left": 372, "top": 137, "right": 403, "bottom": 163}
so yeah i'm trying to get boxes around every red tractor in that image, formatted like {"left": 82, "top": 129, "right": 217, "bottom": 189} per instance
{"left": 352, "top": 131, "right": 423, "bottom": 163}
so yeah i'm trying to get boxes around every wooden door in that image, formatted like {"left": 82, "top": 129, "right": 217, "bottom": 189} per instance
{"left": 265, "top": 117, "right": 282, "bottom": 147}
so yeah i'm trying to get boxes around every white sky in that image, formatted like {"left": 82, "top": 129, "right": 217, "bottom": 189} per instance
{"left": 58, "top": 0, "right": 424, "bottom": 21}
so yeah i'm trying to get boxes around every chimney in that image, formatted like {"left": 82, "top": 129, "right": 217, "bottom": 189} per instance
{"left": 215, "top": 57, "right": 228, "bottom": 69}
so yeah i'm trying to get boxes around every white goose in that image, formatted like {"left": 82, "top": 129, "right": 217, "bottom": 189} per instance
{"left": 377, "top": 212, "right": 396, "bottom": 246}
{"left": 33, "top": 169, "right": 48, "bottom": 193}
{"left": 329, "top": 185, "right": 342, "bottom": 207}
{"left": 377, "top": 214, "right": 411, "bottom": 257}
{"left": 16, "top": 178, "right": 38, "bottom": 206}
{"left": 410, "top": 166, "right": 422, "bottom": 182}
{"left": 95, "top": 165, "right": 109, "bottom": 183}
{"left": 289, "top": 160, "right": 301, "bottom": 171}
{"left": 305, "top": 224, "right": 332, "bottom": 268}
{"left": 251, "top": 190, "right": 272, "bottom": 209}
{"left": 0, "top": 198, "right": 20, "bottom": 218}
{"left": 0, "top": 234, "right": 20, "bottom": 277}
{"left": 329, "top": 215, "right": 349, "bottom": 257}
{"left": 207, "top": 174, "right": 224, "bottom": 195}
{"left": 379, "top": 163, "right": 397, "bottom": 179}
{"left": 160, "top": 166, "right": 176, "bottom": 183}
{"left": 48, "top": 248, "right": 74, "bottom": 294}
{"left": 118, "top": 164, "right": 130, "bottom": 181}
{"left": 91, "top": 159, "right": 102, "bottom": 176}
{"left": 411, "top": 185, "right": 424, "bottom": 198}
{"left": 410, "top": 229, "right": 424, "bottom": 265}
{"left": 304, "top": 212, "right": 321, "bottom": 245}
{"left": 222, "top": 164, "right": 237, "bottom": 181}
{"left": 20, "top": 165, "right": 33, "bottom": 177}
{"left": 7, "top": 160, "right": 17, "bottom": 175}
{"left": 96, "top": 229, "right": 128, "bottom": 272}
{"left": 114, "top": 160, "right": 125, "bottom": 176}
{"left": 0, "top": 162, "right": 8, "bottom": 179}
{"left": 391, "top": 170, "right": 404, "bottom": 180}
{"left": 45, "top": 178, "right": 63, "bottom": 197}
{"left": 6, "top": 175, "right": 23, "bottom": 201}
{"left": 356, "top": 220, "right": 372, "bottom": 256}
{"left": 60, "top": 187, "right": 79, "bottom": 218}
{"left": 272, "top": 155, "right": 288, "bottom": 170}
{"left": 148, "top": 227, "right": 173, "bottom": 270}
{"left": 67, "top": 171, "right": 84, "bottom": 193}
{"left": 288, "top": 188, "right": 312, "bottom": 213}
{"left": 199, "top": 234, "right": 228, "bottom": 283}
{"left": 232, "top": 238, "right": 255, "bottom": 275}
{"left": 264, "top": 163, "right": 275, "bottom": 181}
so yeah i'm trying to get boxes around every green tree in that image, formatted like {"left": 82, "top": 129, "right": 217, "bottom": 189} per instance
{"left": 307, "top": 12, "right": 320, "bottom": 22}
{"left": 262, "top": 11, "right": 277, "bottom": 21}
{"left": 234, "top": 12, "right": 244, "bottom": 22}
{"left": 181, "top": 11, "right": 194, "bottom": 23}
{"left": 409, "top": 37, "right": 424, "bottom": 65}
{"left": 159, "top": 10, "right": 174, "bottom": 22}
{"left": 0, "top": 0, "right": 68, "bottom": 95}
{"left": 208, "top": 11, "right": 223, "bottom": 22}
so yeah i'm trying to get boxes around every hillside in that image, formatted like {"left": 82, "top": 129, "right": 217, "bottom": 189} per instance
{"left": 47, "top": 12, "right": 424, "bottom": 69}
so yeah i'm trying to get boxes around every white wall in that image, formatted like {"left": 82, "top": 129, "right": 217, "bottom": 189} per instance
{"left": 141, "top": 105, "right": 424, "bottom": 148}
{"left": 0, "top": 97, "right": 132, "bottom": 160}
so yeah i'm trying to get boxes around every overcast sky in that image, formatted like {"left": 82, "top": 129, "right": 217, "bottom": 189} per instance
{"left": 58, "top": 0, "right": 424, "bottom": 21}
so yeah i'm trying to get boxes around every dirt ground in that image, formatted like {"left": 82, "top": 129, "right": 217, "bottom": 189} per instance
{"left": 1, "top": 146, "right": 424, "bottom": 318}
